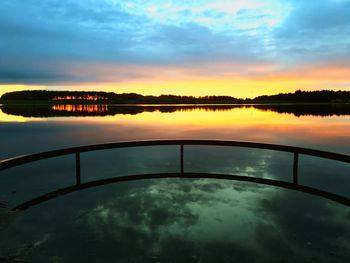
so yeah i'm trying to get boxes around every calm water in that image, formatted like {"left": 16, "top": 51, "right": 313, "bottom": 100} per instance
{"left": 1, "top": 104, "right": 350, "bottom": 158}
{"left": 0, "top": 105, "right": 349, "bottom": 262}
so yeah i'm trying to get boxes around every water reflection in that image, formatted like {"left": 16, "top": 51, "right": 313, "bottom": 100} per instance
{"left": 1, "top": 99, "right": 349, "bottom": 261}
{"left": 52, "top": 104, "right": 109, "bottom": 113}
{"left": 0, "top": 178, "right": 349, "bottom": 262}
{"left": 0, "top": 107, "right": 349, "bottom": 162}
{"left": 254, "top": 103, "right": 350, "bottom": 117}
{"left": 1, "top": 103, "right": 350, "bottom": 118}
{"left": 0, "top": 140, "right": 349, "bottom": 262}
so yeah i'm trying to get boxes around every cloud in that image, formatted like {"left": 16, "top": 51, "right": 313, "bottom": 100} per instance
{"left": 281, "top": 0, "right": 350, "bottom": 31}
{"left": 0, "top": 0, "right": 146, "bottom": 60}
{"left": 0, "top": 69, "right": 81, "bottom": 84}
{"left": 0, "top": 0, "right": 349, "bottom": 93}
{"left": 274, "top": 0, "right": 350, "bottom": 64}
{"left": 0, "top": 0, "right": 280, "bottom": 85}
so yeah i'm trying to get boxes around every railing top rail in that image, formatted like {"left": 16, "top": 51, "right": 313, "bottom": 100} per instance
{"left": 1, "top": 139, "right": 349, "bottom": 171}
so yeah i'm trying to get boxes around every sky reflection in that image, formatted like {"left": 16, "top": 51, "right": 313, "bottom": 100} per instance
{"left": 1, "top": 178, "right": 349, "bottom": 262}
{"left": 0, "top": 107, "right": 349, "bottom": 159}
{"left": 0, "top": 107, "right": 349, "bottom": 262}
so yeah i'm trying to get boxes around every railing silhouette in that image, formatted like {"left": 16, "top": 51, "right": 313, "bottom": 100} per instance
{"left": 0, "top": 140, "right": 349, "bottom": 210}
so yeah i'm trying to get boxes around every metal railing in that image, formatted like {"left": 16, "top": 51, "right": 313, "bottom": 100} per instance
{"left": 0, "top": 140, "right": 349, "bottom": 210}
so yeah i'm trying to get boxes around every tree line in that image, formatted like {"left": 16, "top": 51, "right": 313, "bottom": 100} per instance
{"left": 1, "top": 89, "right": 350, "bottom": 104}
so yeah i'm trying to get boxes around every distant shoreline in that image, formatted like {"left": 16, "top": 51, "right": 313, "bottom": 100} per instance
{"left": 1, "top": 89, "right": 350, "bottom": 105}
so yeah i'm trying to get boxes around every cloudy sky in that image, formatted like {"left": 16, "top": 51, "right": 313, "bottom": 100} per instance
{"left": 0, "top": 0, "right": 350, "bottom": 98}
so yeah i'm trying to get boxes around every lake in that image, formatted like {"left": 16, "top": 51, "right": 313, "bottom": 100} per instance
{"left": 0, "top": 104, "right": 349, "bottom": 262}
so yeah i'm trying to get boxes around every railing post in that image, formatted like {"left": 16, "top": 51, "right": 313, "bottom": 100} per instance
{"left": 76, "top": 152, "right": 81, "bottom": 185}
{"left": 180, "top": 144, "right": 184, "bottom": 174}
{"left": 293, "top": 152, "right": 299, "bottom": 184}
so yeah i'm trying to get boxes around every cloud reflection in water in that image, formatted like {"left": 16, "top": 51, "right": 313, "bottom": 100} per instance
{"left": 0, "top": 144, "right": 349, "bottom": 262}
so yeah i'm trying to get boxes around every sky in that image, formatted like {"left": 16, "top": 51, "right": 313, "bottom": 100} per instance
{"left": 0, "top": 0, "right": 350, "bottom": 98}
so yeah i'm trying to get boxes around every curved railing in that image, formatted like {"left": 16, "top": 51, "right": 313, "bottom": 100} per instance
{"left": 0, "top": 140, "right": 349, "bottom": 210}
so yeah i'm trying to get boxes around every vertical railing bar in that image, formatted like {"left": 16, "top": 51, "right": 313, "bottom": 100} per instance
{"left": 180, "top": 144, "right": 184, "bottom": 174}
{"left": 293, "top": 152, "right": 299, "bottom": 184}
{"left": 76, "top": 152, "right": 81, "bottom": 185}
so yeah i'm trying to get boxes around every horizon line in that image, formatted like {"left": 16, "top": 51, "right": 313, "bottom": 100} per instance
{"left": 2, "top": 88, "right": 350, "bottom": 101}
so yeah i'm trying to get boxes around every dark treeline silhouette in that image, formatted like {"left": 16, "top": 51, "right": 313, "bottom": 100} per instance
{"left": 254, "top": 90, "right": 350, "bottom": 103}
{"left": 1, "top": 104, "right": 350, "bottom": 118}
{"left": 0, "top": 90, "right": 242, "bottom": 104}
{"left": 0, "top": 90, "right": 115, "bottom": 101}
{"left": 2, "top": 89, "right": 349, "bottom": 104}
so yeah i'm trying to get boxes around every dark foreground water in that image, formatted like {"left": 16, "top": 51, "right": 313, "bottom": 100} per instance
{"left": 0, "top": 104, "right": 349, "bottom": 262}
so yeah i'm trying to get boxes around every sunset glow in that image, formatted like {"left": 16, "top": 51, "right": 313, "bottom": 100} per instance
{"left": 2, "top": 106, "right": 349, "bottom": 149}
{"left": 1, "top": 0, "right": 349, "bottom": 97}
